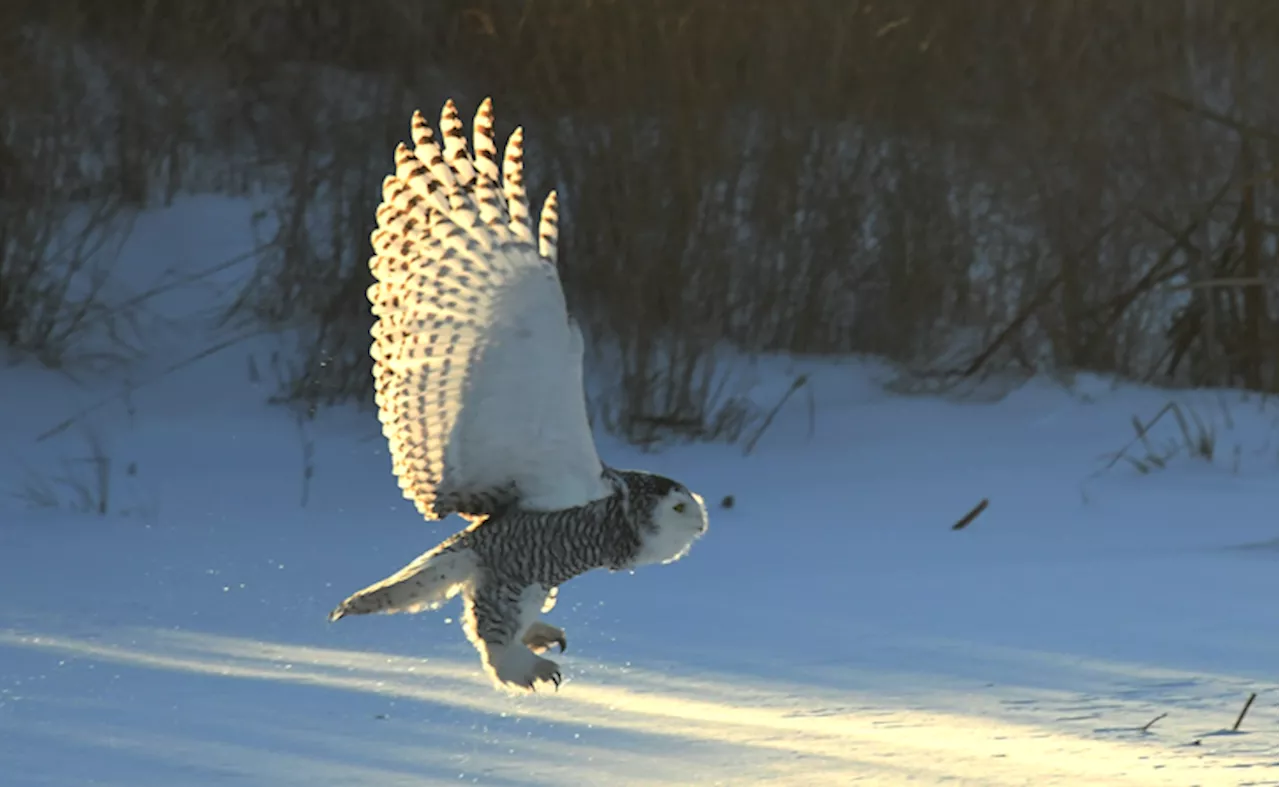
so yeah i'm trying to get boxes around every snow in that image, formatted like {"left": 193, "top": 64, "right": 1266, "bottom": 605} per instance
{"left": 1, "top": 197, "right": 1277, "bottom": 786}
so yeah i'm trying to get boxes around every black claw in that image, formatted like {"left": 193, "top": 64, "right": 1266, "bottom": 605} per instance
{"left": 556, "top": 638, "right": 567, "bottom": 653}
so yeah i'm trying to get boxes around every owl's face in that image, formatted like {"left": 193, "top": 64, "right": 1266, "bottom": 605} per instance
{"left": 631, "top": 483, "right": 708, "bottom": 567}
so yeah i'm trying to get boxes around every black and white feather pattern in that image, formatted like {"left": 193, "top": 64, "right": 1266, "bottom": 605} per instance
{"left": 367, "top": 98, "right": 610, "bottom": 522}
{"left": 332, "top": 99, "right": 708, "bottom": 693}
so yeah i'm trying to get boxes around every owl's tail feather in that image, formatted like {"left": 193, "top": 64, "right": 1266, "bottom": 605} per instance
{"left": 328, "top": 546, "right": 479, "bottom": 622}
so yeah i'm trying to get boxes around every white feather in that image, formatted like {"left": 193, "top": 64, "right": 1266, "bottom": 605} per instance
{"left": 445, "top": 257, "right": 607, "bottom": 512}
{"left": 630, "top": 490, "right": 708, "bottom": 568}
{"left": 368, "top": 99, "right": 610, "bottom": 520}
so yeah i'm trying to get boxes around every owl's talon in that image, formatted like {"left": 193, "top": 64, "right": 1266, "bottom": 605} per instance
{"left": 494, "top": 648, "right": 563, "bottom": 692}
{"left": 530, "top": 656, "right": 562, "bottom": 691}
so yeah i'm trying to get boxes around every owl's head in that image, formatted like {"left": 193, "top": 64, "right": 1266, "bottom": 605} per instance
{"left": 630, "top": 475, "right": 708, "bottom": 567}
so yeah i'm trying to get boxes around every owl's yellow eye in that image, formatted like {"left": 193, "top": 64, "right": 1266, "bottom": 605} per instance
{"left": 673, "top": 502, "right": 686, "bottom": 513}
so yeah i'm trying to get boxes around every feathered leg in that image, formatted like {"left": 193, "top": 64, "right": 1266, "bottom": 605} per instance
{"left": 461, "top": 581, "right": 562, "bottom": 691}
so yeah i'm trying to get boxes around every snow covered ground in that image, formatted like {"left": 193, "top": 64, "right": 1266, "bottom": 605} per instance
{"left": 1, "top": 198, "right": 1276, "bottom": 786}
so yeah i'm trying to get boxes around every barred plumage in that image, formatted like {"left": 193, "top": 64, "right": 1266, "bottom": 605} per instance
{"left": 329, "top": 98, "right": 708, "bottom": 693}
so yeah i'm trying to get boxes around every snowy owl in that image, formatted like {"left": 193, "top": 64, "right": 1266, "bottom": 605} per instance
{"left": 328, "top": 98, "right": 709, "bottom": 692}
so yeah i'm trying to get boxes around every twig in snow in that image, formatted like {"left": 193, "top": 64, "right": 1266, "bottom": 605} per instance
{"left": 36, "top": 332, "right": 261, "bottom": 442}
{"left": 1099, "top": 402, "right": 1176, "bottom": 473}
{"left": 1139, "top": 712, "right": 1167, "bottom": 733}
{"left": 295, "top": 412, "right": 316, "bottom": 508}
{"left": 951, "top": 498, "right": 989, "bottom": 531}
{"left": 1232, "top": 692, "right": 1257, "bottom": 732}
{"left": 742, "top": 373, "right": 808, "bottom": 457}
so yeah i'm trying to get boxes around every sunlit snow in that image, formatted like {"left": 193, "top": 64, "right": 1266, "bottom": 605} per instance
{"left": 1, "top": 198, "right": 1275, "bottom": 786}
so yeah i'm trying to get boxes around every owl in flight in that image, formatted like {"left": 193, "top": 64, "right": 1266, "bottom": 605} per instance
{"left": 328, "top": 98, "right": 709, "bottom": 692}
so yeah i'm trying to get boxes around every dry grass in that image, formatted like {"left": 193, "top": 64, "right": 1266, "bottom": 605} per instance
{"left": 4, "top": 0, "right": 1276, "bottom": 443}
{"left": 13, "top": 429, "right": 113, "bottom": 515}
{"left": 1110, "top": 401, "right": 1218, "bottom": 474}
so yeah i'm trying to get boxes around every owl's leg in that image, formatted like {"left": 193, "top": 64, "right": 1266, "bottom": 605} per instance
{"left": 461, "top": 582, "right": 561, "bottom": 691}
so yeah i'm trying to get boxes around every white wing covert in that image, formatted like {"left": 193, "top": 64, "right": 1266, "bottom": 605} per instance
{"left": 368, "top": 98, "right": 610, "bottom": 521}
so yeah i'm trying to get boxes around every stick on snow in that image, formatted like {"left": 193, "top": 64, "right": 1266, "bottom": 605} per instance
{"left": 951, "top": 498, "right": 989, "bottom": 531}
{"left": 1232, "top": 692, "right": 1257, "bottom": 732}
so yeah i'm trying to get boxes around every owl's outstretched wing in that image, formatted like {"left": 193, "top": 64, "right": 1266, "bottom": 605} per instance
{"left": 368, "top": 98, "right": 610, "bottom": 521}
